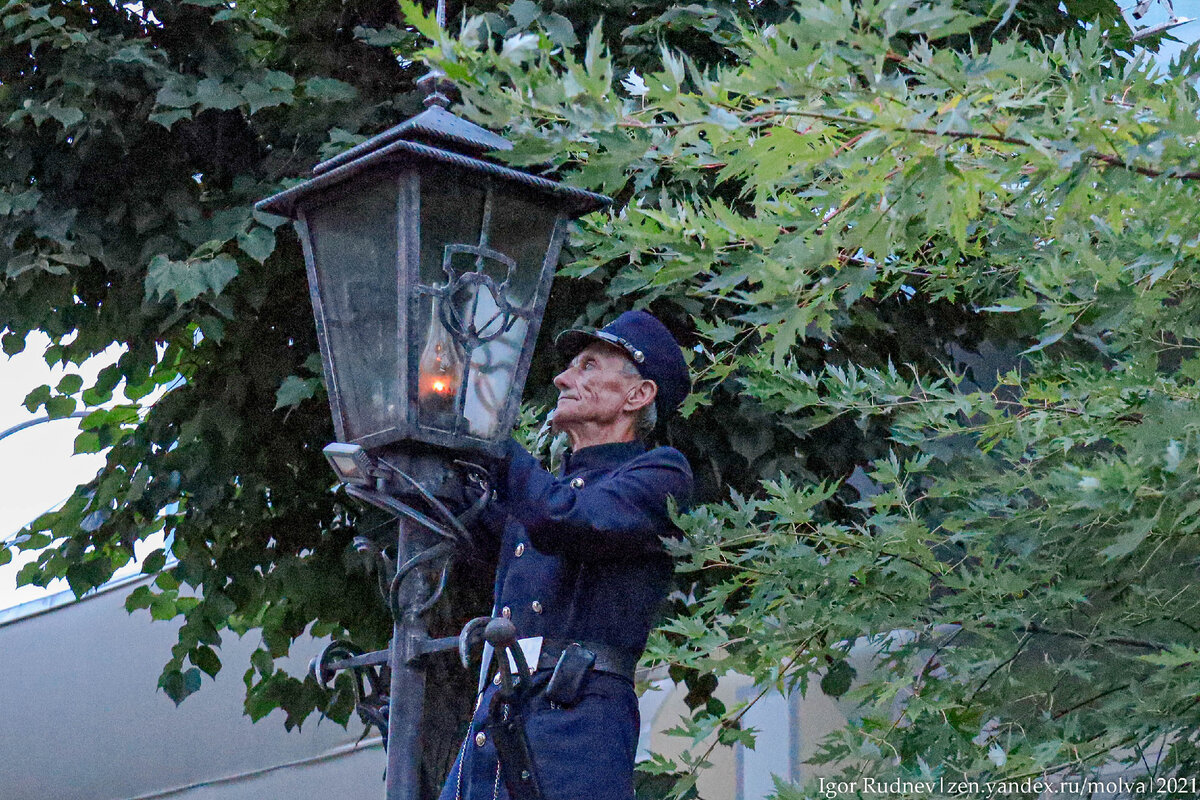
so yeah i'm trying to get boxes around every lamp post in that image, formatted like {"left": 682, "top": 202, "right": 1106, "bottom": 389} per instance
{"left": 256, "top": 65, "right": 608, "bottom": 800}
{"left": 0, "top": 411, "right": 91, "bottom": 444}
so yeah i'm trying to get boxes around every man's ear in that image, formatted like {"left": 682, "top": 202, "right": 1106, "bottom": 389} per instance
{"left": 624, "top": 379, "right": 658, "bottom": 412}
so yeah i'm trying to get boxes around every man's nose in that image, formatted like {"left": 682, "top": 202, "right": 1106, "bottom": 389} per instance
{"left": 553, "top": 368, "right": 571, "bottom": 390}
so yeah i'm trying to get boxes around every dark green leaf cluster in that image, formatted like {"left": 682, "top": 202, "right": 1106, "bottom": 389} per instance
{"left": 0, "top": 0, "right": 435, "bottom": 725}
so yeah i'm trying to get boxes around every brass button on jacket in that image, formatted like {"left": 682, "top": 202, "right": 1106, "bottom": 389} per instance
{"left": 569, "top": 476, "right": 585, "bottom": 489}
{"left": 474, "top": 732, "right": 487, "bottom": 747}
{"left": 531, "top": 600, "right": 543, "bottom": 614}
{"left": 514, "top": 543, "right": 525, "bottom": 557}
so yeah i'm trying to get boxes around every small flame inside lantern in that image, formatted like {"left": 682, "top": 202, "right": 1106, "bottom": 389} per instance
{"left": 418, "top": 301, "right": 464, "bottom": 412}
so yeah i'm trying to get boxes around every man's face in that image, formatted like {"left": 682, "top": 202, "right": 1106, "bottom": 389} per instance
{"left": 551, "top": 342, "right": 642, "bottom": 432}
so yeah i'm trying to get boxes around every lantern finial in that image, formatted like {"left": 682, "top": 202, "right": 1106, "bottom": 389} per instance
{"left": 420, "top": 0, "right": 452, "bottom": 108}
{"left": 417, "top": 69, "right": 455, "bottom": 110}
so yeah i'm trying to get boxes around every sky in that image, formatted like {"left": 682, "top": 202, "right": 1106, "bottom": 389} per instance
{"left": 1133, "top": 0, "right": 1198, "bottom": 62}
{"left": 0, "top": 333, "right": 119, "bottom": 606}
{"left": 0, "top": 1, "right": 1197, "bottom": 613}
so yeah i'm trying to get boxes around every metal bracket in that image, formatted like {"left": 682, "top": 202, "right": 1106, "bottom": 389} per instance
{"left": 311, "top": 640, "right": 392, "bottom": 741}
{"left": 313, "top": 458, "right": 493, "bottom": 755}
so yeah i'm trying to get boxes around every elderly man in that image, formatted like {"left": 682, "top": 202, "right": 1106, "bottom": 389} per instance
{"left": 439, "top": 310, "right": 693, "bottom": 800}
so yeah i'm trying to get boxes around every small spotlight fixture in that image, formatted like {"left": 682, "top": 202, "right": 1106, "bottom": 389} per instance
{"left": 323, "top": 442, "right": 375, "bottom": 486}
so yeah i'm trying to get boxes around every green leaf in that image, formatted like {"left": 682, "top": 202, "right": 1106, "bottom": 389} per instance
{"left": 155, "top": 81, "right": 195, "bottom": 108}
{"left": 159, "top": 667, "right": 203, "bottom": 705}
{"left": 56, "top": 374, "right": 83, "bottom": 394}
{"left": 126, "top": 585, "right": 154, "bottom": 611}
{"left": 275, "top": 375, "right": 320, "bottom": 409}
{"left": 252, "top": 15, "right": 287, "bottom": 35}
{"left": 204, "top": 591, "right": 237, "bottom": 622}
{"left": 706, "top": 107, "right": 742, "bottom": 130}
{"left": 2, "top": 332, "right": 26, "bottom": 356}
{"left": 73, "top": 430, "right": 103, "bottom": 454}
{"left": 81, "top": 365, "right": 121, "bottom": 406}
{"left": 1100, "top": 526, "right": 1149, "bottom": 561}
{"left": 45, "top": 395, "right": 77, "bottom": 419}
{"left": 142, "top": 548, "right": 168, "bottom": 574}
{"left": 15, "top": 562, "right": 43, "bottom": 589}
{"left": 252, "top": 210, "right": 289, "bottom": 230}
{"left": 151, "top": 593, "right": 178, "bottom": 621}
{"left": 236, "top": 226, "right": 275, "bottom": 263}
{"left": 49, "top": 251, "right": 91, "bottom": 267}
{"left": 1139, "top": 645, "right": 1200, "bottom": 667}
{"left": 398, "top": 0, "right": 442, "bottom": 41}
{"left": 993, "top": 0, "right": 1020, "bottom": 29}
{"left": 251, "top": 648, "right": 274, "bottom": 675}
{"left": 303, "top": 77, "right": 357, "bottom": 103}
{"left": 194, "top": 77, "right": 243, "bottom": 111}
{"left": 508, "top": 0, "right": 540, "bottom": 28}
{"left": 23, "top": 384, "right": 51, "bottom": 413}
{"left": 192, "top": 645, "right": 223, "bottom": 678}
{"left": 980, "top": 296, "right": 1036, "bottom": 313}
{"left": 145, "top": 254, "right": 239, "bottom": 305}
{"left": 353, "top": 24, "right": 412, "bottom": 48}
{"left": 240, "top": 77, "right": 294, "bottom": 114}
{"left": 112, "top": 44, "right": 161, "bottom": 67}
{"left": 149, "top": 109, "right": 192, "bottom": 128}
{"left": 1020, "top": 330, "right": 1065, "bottom": 355}
{"left": 48, "top": 105, "right": 83, "bottom": 127}
{"left": 302, "top": 352, "right": 324, "bottom": 374}
{"left": 17, "top": 532, "right": 51, "bottom": 551}
{"left": 541, "top": 12, "right": 577, "bottom": 46}
{"left": 65, "top": 559, "right": 111, "bottom": 597}
{"left": 820, "top": 660, "right": 856, "bottom": 698}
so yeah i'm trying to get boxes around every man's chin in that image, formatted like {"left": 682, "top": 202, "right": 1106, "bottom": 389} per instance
{"left": 549, "top": 408, "right": 573, "bottom": 433}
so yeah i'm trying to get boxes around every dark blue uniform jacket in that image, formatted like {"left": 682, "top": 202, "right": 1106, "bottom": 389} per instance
{"left": 438, "top": 438, "right": 693, "bottom": 800}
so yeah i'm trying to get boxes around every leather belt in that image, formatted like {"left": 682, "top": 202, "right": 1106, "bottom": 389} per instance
{"left": 536, "top": 639, "right": 638, "bottom": 683}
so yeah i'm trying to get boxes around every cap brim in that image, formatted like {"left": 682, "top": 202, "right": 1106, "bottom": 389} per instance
{"left": 554, "top": 328, "right": 603, "bottom": 361}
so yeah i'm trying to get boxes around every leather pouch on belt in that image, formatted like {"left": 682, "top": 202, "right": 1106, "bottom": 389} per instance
{"left": 544, "top": 643, "right": 596, "bottom": 706}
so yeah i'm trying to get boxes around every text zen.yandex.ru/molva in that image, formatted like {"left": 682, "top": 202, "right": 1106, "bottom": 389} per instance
{"left": 818, "top": 775, "right": 1196, "bottom": 797}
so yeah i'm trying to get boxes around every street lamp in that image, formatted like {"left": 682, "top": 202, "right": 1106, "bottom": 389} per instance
{"left": 258, "top": 78, "right": 606, "bottom": 466}
{"left": 256, "top": 72, "right": 608, "bottom": 800}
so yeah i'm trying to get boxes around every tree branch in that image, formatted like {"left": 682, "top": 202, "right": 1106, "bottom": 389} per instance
{"left": 1021, "top": 622, "right": 1168, "bottom": 652}
{"left": 619, "top": 108, "right": 1200, "bottom": 182}
{"left": 1051, "top": 684, "right": 1131, "bottom": 720}
{"left": 968, "top": 632, "right": 1031, "bottom": 702}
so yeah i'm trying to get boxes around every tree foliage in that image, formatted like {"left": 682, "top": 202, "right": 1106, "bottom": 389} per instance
{"left": 413, "top": 0, "right": 1200, "bottom": 795}
{"left": 3, "top": 0, "right": 1199, "bottom": 797}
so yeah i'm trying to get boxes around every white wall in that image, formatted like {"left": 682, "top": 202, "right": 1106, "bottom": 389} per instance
{"left": 0, "top": 576, "right": 385, "bottom": 800}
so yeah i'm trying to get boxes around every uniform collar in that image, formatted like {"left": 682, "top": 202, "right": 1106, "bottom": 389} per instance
{"left": 563, "top": 439, "right": 646, "bottom": 476}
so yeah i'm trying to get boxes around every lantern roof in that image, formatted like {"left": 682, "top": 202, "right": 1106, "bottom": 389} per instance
{"left": 312, "top": 105, "right": 514, "bottom": 176}
{"left": 256, "top": 102, "right": 609, "bottom": 221}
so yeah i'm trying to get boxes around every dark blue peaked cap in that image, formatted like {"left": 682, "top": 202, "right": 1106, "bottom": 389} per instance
{"left": 555, "top": 310, "right": 691, "bottom": 416}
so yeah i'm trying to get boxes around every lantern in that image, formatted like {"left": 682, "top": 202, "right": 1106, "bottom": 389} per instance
{"left": 256, "top": 93, "right": 609, "bottom": 475}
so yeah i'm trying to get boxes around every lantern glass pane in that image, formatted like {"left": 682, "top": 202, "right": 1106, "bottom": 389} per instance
{"left": 307, "top": 176, "right": 400, "bottom": 442}
{"left": 415, "top": 169, "right": 559, "bottom": 440}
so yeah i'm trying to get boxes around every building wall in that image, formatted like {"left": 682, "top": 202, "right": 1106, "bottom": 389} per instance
{"left": 0, "top": 575, "right": 385, "bottom": 800}
{"left": 1, "top": 574, "right": 851, "bottom": 800}
{"left": 639, "top": 671, "right": 852, "bottom": 800}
